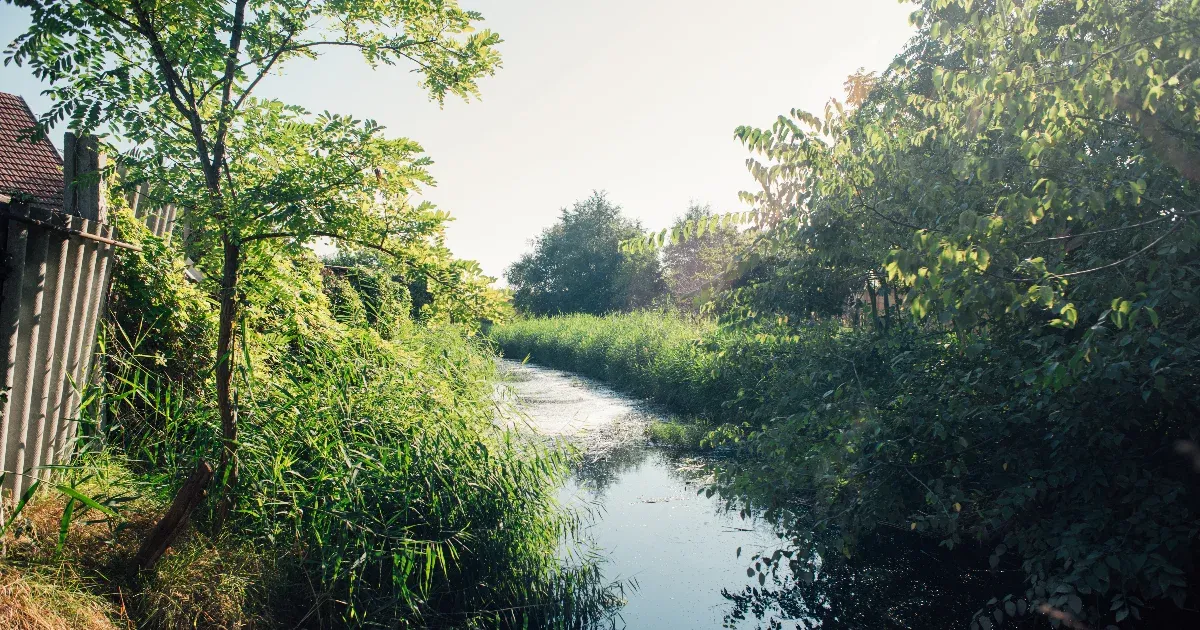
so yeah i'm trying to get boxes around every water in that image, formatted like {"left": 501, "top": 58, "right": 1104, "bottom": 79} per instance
{"left": 498, "top": 359, "right": 779, "bottom": 629}
{"left": 497, "top": 360, "right": 1200, "bottom": 629}
{"left": 498, "top": 359, "right": 1038, "bottom": 630}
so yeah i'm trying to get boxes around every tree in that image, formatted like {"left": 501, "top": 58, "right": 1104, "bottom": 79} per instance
{"left": 506, "top": 192, "right": 664, "bottom": 316}
{"left": 6, "top": 0, "right": 501, "bottom": 521}
{"left": 660, "top": 203, "right": 747, "bottom": 312}
{"left": 713, "top": 0, "right": 1200, "bottom": 623}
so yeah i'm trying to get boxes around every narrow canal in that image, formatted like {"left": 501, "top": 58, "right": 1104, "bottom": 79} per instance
{"left": 496, "top": 358, "right": 1038, "bottom": 630}
{"left": 497, "top": 358, "right": 780, "bottom": 628}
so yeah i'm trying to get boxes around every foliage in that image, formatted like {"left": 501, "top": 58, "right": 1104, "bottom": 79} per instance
{"left": 506, "top": 192, "right": 666, "bottom": 315}
{"left": 710, "top": 0, "right": 1200, "bottom": 625}
{"left": 229, "top": 330, "right": 584, "bottom": 626}
{"left": 324, "top": 248, "right": 510, "bottom": 332}
{"left": 106, "top": 200, "right": 217, "bottom": 394}
{"left": 6, "top": 0, "right": 505, "bottom": 512}
{"left": 98, "top": 225, "right": 617, "bottom": 627}
{"left": 660, "top": 203, "right": 748, "bottom": 312}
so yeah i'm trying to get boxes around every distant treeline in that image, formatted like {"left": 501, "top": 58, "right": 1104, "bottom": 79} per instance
{"left": 505, "top": 192, "right": 745, "bottom": 316}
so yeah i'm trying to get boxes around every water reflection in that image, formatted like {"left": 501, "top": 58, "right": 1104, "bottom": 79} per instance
{"left": 500, "top": 359, "right": 1027, "bottom": 629}
{"left": 716, "top": 529, "right": 1022, "bottom": 629}
{"left": 563, "top": 446, "right": 780, "bottom": 629}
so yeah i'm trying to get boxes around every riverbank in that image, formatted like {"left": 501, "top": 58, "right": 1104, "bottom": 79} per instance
{"left": 492, "top": 312, "right": 1200, "bottom": 628}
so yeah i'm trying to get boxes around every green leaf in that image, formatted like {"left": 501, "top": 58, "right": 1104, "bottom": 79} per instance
{"left": 0, "top": 479, "right": 41, "bottom": 537}
{"left": 56, "top": 485, "right": 120, "bottom": 519}
{"left": 58, "top": 497, "right": 75, "bottom": 554}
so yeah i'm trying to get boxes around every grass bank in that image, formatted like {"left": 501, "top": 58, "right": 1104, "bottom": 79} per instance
{"left": 491, "top": 311, "right": 766, "bottom": 423}
{"left": 491, "top": 311, "right": 1200, "bottom": 627}
{"left": 0, "top": 207, "right": 618, "bottom": 629}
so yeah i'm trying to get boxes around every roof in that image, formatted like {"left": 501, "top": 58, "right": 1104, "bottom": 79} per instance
{"left": 0, "top": 92, "right": 63, "bottom": 209}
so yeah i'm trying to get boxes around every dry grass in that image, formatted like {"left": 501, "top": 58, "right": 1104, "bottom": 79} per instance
{"left": 0, "top": 566, "right": 123, "bottom": 630}
{"left": 1, "top": 457, "right": 273, "bottom": 630}
{"left": 131, "top": 535, "right": 272, "bottom": 630}
{"left": 0, "top": 465, "right": 146, "bottom": 630}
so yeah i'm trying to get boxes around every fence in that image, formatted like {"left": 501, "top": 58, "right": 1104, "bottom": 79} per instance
{"left": 121, "top": 176, "right": 178, "bottom": 242}
{"left": 0, "top": 133, "right": 131, "bottom": 502}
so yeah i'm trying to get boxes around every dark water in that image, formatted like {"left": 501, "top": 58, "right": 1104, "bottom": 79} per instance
{"left": 497, "top": 360, "right": 1028, "bottom": 630}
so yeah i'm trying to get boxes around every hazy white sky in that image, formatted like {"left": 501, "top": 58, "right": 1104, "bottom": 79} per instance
{"left": 0, "top": 1, "right": 915, "bottom": 280}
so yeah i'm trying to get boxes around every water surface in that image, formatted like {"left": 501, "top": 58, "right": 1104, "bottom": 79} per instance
{"left": 499, "top": 359, "right": 778, "bottom": 629}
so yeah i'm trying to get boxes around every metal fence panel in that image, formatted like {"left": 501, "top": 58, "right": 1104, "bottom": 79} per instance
{"left": 0, "top": 203, "right": 115, "bottom": 499}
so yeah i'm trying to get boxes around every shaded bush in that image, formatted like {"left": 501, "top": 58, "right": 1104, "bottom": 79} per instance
{"left": 492, "top": 311, "right": 1200, "bottom": 626}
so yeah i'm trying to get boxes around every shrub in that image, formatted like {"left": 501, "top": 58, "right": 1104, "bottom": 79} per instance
{"left": 491, "top": 311, "right": 1200, "bottom": 625}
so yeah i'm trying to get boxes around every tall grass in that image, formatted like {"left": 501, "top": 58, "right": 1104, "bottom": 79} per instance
{"left": 490, "top": 311, "right": 825, "bottom": 422}
{"left": 491, "top": 312, "right": 715, "bottom": 413}
{"left": 100, "top": 320, "right": 622, "bottom": 627}
{"left": 29, "top": 206, "right": 627, "bottom": 628}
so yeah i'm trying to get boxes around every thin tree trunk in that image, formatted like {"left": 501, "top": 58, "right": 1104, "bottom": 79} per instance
{"left": 136, "top": 460, "right": 214, "bottom": 571}
{"left": 865, "top": 280, "right": 882, "bottom": 332}
{"left": 881, "top": 275, "right": 892, "bottom": 332}
{"left": 212, "top": 231, "right": 240, "bottom": 532}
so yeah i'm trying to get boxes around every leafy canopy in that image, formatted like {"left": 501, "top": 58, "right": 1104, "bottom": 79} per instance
{"left": 619, "top": 0, "right": 1200, "bottom": 626}
{"left": 506, "top": 192, "right": 665, "bottom": 316}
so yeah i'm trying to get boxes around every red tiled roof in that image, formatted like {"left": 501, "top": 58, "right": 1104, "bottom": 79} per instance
{"left": 0, "top": 92, "right": 63, "bottom": 209}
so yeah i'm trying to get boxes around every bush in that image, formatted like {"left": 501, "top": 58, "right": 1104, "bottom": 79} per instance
{"left": 491, "top": 311, "right": 1200, "bottom": 625}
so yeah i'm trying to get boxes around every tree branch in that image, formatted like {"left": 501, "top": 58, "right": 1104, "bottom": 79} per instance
{"left": 242, "top": 230, "right": 400, "bottom": 258}
{"left": 212, "top": 0, "right": 250, "bottom": 172}
{"left": 129, "top": 0, "right": 216, "bottom": 190}
{"left": 1051, "top": 218, "right": 1188, "bottom": 279}
{"left": 1023, "top": 210, "right": 1200, "bottom": 245}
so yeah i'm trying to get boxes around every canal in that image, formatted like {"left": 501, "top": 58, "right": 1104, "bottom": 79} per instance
{"left": 496, "top": 358, "right": 1044, "bottom": 630}
{"left": 497, "top": 358, "right": 780, "bottom": 628}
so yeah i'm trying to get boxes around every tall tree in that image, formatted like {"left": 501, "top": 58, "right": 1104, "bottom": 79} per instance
{"left": 660, "top": 203, "right": 746, "bottom": 312}
{"left": 6, "top": 0, "right": 501, "bottom": 520}
{"left": 507, "top": 192, "right": 664, "bottom": 316}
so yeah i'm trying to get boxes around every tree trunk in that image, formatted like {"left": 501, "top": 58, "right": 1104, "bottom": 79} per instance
{"left": 881, "top": 275, "right": 892, "bottom": 332}
{"left": 865, "top": 280, "right": 882, "bottom": 332}
{"left": 212, "top": 231, "right": 240, "bottom": 532}
{"left": 136, "top": 460, "right": 214, "bottom": 571}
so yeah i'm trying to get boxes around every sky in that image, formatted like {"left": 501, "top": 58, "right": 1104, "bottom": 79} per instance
{"left": 0, "top": 0, "right": 916, "bottom": 281}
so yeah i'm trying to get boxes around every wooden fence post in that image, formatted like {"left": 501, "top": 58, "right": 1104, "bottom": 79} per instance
{"left": 62, "top": 133, "right": 107, "bottom": 223}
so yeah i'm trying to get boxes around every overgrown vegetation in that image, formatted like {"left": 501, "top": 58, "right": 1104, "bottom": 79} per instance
{"left": 2, "top": 192, "right": 620, "bottom": 627}
{"left": 506, "top": 192, "right": 665, "bottom": 316}
{"left": 497, "top": 0, "right": 1200, "bottom": 627}
{"left": 2, "top": 1, "right": 620, "bottom": 625}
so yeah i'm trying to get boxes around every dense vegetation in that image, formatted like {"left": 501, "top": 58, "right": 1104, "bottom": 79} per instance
{"left": 1, "top": 1, "right": 615, "bottom": 628}
{"left": 111, "top": 202, "right": 609, "bottom": 627}
{"left": 497, "top": 0, "right": 1200, "bottom": 627}
{"left": 0, "top": 171, "right": 617, "bottom": 629}
{"left": 506, "top": 192, "right": 665, "bottom": 315}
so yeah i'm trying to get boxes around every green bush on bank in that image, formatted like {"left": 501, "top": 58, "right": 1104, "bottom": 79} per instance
{"left": 67, "top": 206, "right": 616, "bottom": 628}
{"left": 491, "top": 311, "right": 1200, "bottom": 624}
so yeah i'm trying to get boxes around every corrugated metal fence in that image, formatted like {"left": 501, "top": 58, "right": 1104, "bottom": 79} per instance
{"left": 122, "top": 178, "right": 177, "bottom": 242}
{"left": 0, "top": 201, "right": 117, "bottom": 500}
{"left": 0, "top": 135, "right": 187, "bottom": 507}
{"left": 0, "top": 133, "right": 153, "bottom": 503}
